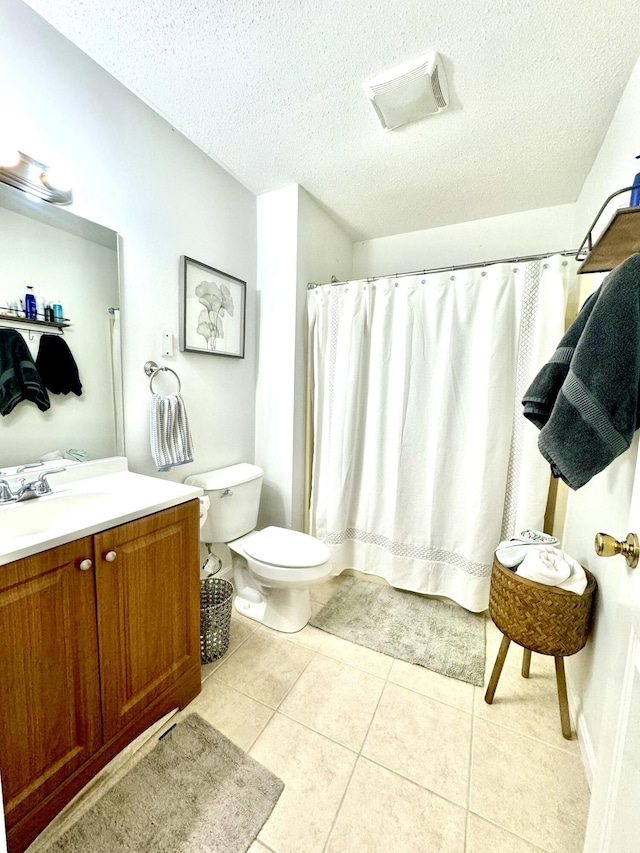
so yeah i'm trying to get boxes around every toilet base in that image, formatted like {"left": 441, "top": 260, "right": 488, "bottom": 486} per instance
{"left": 233, "top": 585, "right": 312, "bottom": 633}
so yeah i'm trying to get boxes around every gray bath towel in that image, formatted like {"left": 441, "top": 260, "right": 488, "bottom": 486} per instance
{"left": 0, "top": 329, "right": 50, "bottom": 416}
{"left": 522, "top": 253, "right": 640, "bottom": 490}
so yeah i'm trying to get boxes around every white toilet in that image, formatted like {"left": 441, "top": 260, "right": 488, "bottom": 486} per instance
{"left": 185, "top": 463, "right": 331, "bottom": 633}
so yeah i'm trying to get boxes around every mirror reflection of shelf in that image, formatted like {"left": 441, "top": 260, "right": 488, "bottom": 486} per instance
{"left": 0, "top": 311, "right": 70, "bottom": 332}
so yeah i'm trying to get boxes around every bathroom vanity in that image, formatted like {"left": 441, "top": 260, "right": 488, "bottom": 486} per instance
{"left": 0, "top": 459, "right": 203, "bottom": 853}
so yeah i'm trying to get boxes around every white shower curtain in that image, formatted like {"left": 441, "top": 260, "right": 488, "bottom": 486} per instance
{"left": 307, "top": 256, "right": 575, "bottom": 612}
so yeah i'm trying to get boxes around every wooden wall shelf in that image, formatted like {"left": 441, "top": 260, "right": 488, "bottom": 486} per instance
{"left": 0, "top": 313, "right": 69, "bottom": 332}
{"left": 577, "top": 206, "right": 640, "bottom": 274}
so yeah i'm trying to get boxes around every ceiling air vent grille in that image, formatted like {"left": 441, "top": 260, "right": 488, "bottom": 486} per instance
{"left": 365, "top": 52, "right": 449, "bottom": 131}
{"left": 431, "top": 65, "right": 447, "bottom": 110}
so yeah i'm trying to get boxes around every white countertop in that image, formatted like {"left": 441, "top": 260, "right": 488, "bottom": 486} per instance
{"left": 0, "top": 457, "right": 203, "bottom": 566}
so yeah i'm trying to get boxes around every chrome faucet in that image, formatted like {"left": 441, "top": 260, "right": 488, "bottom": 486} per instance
{"left": 0, "top": 468, "right": 66, "bottom": 504}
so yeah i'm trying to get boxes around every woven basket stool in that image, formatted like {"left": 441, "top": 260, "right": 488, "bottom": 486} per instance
{"left": 484, "top": 555, "right": 596, "bottom": 739}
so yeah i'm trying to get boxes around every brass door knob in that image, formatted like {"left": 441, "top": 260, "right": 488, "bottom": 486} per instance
{"left": 594, "top": 532, "right": 639, "bottom": 568}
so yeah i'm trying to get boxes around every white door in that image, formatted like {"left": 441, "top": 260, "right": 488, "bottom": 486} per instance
{"left": 583, "top": 457, "right": 640, "bottom": 851}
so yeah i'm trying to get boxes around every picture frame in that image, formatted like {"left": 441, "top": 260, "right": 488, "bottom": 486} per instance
{"left": 179, "top": 256, "right": 246, "bottom": 358}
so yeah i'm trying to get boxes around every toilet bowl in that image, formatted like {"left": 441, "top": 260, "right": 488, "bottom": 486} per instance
{"left": 184, "top": 465, "right": 331, "bottom": 633}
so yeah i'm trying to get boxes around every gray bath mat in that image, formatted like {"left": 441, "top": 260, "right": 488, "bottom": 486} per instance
{"left": 46, "top": 714, "right": 283, "bottom": 853}
{"left": 311, "top": 577, "right": 485, "bottom": 686}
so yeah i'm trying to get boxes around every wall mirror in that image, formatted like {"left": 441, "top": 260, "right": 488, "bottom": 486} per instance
{"left": 0, "top": 181, "right": 124, "bottom": 469}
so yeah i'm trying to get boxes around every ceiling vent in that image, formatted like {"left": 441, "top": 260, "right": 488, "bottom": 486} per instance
{"left": 365, "top": 53, "right": 449, "bottom": 131}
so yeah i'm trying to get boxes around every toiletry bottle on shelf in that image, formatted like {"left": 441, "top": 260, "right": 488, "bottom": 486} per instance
{"left": 35, "top": 293, "right": 45, "bottom": 321}
{"left": 52, "top": 298, "right": 64, "bottom": 323}
{"left": 25, "top": 286, "right": 37, "bottom": 320}
{"left": 44, "top": 303, "right": 54, "bottom": 323}
{"left": 631, "top": 155, "right": 640, "bottom": 207}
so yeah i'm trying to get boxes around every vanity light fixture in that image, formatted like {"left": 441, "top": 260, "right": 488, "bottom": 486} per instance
{"left": 0, "top": 150, "right": 72, "bottom": 205}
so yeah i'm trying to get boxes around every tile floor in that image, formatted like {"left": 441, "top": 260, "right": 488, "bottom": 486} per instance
{"left": 31, "top": 574, "right": 592, "bottom": 853}
{"left": 191, "top": 575, "right": 591, "bottom": 853}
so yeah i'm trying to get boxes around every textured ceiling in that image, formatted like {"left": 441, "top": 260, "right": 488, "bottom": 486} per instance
{"left": 21, "top": 0, "right": 640, "bottom": 240}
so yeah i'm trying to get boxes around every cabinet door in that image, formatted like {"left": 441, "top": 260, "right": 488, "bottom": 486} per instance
{"left": 95, "top": 501, "right": 200, "bottom": 742}
{"left": 0, "top": 538, "right": 101, "bottom": 831}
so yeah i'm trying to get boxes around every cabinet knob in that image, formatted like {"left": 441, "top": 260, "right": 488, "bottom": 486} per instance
{"left": 79, "top": 558, "right": 93, "bottom": 571}
{"left": 104, "top": 550, "right": 117, "bottom": 562}
{"left": 594, "top": 532, "right": 639, "bottom": 568}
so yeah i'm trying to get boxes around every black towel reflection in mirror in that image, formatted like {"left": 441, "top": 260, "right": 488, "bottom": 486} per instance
{"left": 35, "top": 334, "right": 82, "bottom": 396}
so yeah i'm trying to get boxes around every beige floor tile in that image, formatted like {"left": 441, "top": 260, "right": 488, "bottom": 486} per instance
{"left": 389, "top": 658, "right": 475, "bottom": 712}
{"left": 213, "top": 630, "right": 314, "bottom": 708}
{"left": 475, "top": 654, "right": 580, "bottom": 752}
{"left": 279, "top": 655, "right": 386, "bottom": 750}
{"left": 362, "top": 682, "right": 472, "bottom": 807}
{"left": 466, "top": 813, "right": 548, "bottom": 853}
{"left": 201, "top": 618, "right": 254, "bottom": 681}
{"left": 315, "top": 632, "right": 394, "bottom": 678}
{"left": 180, "top": 678, "right": 273, "bottom": 751}
{"left": 470, "top": 718, "right": 590, "bottom": 853}
{"left": 326, "top": 757, "right": 466, "bottom": 853}
{"left": 247, "top": 842, "right": 271, "bottom": 853}
{"left": 251, "top": 713, "right": 357, "bottom": 853}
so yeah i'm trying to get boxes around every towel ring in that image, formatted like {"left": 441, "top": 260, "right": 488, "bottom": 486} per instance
{"left": 144, "top": 360, "right": 181, "bottom": 394}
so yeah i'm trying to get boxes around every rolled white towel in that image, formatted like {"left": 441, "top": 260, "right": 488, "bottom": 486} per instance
{"left": 515, "top": 545, "right": 587, "bottom": 595}
{"left": 496, "top": 530, "right": 559, "bottom": 568}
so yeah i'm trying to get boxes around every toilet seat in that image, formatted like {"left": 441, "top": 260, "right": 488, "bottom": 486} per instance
{"left": 243, "top": 526, "right": 330, "bottom": 569}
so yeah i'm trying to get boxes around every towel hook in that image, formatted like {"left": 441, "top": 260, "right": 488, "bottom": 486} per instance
{"left": 144, "top": 360, "right": 181, "bottom": 394}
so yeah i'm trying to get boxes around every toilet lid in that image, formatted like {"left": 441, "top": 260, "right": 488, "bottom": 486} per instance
{"left": 243, "top": 526, "right": 330, "bottom": 568}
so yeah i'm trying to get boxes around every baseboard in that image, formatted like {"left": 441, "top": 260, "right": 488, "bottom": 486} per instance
{"left": 566, "top": 668, "right": 596, "bottom": 788}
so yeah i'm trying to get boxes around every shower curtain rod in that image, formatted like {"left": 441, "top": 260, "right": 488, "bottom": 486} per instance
{"left": 307, "top": 249, "right": 577, "bottom": 289}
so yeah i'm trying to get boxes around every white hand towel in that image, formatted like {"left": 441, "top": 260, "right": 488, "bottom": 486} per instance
{"left": 495, "top": 530, "right": 559, "bottom": 567}
{"left": 150, "top": 392, "right": 194, "bottom": 472}
{"left": 515, "top": 545, "right": 587, "bottom": 595}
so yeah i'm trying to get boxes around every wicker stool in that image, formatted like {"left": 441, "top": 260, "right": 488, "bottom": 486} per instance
{"left": 484, "top": 556, "right": 596, "bottom": 739}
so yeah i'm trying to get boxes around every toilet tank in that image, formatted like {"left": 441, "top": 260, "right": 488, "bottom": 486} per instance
{"left": 185, "top": 463, "right": 263, "bottom": 543}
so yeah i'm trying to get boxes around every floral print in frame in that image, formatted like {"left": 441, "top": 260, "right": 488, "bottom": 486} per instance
{"left": 180, "top": 256, "right": 246, "bottom": 358}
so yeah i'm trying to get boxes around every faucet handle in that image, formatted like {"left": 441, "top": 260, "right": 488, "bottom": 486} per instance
{"left": 33, "top": 468, "right": 66, "bottom": 496}
{"left": 0, "top": 479, "right": 14, "bottom": 502}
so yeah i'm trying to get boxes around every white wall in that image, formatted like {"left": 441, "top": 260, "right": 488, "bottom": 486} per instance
{"left": 255, "top": 185, "right": 352, "bottom": 530}
{"left": 561, "top": 55, "right": 640, "bottom": 780}
{"left": 0, "top": 0, "right": 257, "bottom": 480}
{"left": 255, "top": 186, "right": 300, "bottom": 529}
{"left": 352, "top": 204, "right": 576, "bottom": 278}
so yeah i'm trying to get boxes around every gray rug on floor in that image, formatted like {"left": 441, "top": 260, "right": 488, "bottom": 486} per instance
{"left": 311, "top": 577, "right": 485, "bottom": 686}
{"left": 47, "top": 714, "right": 284, "bottom": 853}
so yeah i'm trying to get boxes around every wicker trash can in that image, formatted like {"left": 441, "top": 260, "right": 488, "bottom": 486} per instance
{"left": 485, "top": 555, "right": 596, "bottom": 739}
{"left": 200, "top": 576, "right": 234, "bottom": 664}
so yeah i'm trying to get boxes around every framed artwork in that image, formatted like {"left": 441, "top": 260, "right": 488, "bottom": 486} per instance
{"left": 180, "top": 256, "right": 246, "bottom": 358}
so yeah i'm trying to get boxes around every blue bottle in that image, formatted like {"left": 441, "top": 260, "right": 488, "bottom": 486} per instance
{"left": 52, "top": 298, "right": 64, "bottom": 323}
{"left": 631, "top": 155, "right": 640, "bottom": 207}
{"left": 25, "top": 285, "right": 37, "bottom": 320}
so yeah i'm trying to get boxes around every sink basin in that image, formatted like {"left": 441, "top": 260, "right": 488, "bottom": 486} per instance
{"left": 0, "top": 491, "right": 117, "bottom": 539}
{"left": 0, "top": 458, "right": 203, "bottom": 567}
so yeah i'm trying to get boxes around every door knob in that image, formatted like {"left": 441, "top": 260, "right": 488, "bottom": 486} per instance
{"left": 594, "top": 532, "right": 639, "bottom": 568}
{"left": 104, "top": 550, "right": 117, "bottom": 562}
{"left": 79, "top": 559, "right": 93, "bottom": 571}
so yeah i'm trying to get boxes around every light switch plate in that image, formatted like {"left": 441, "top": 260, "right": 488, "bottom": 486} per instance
{"left": 162, "top": 332, "right": 174, "bottom": 357}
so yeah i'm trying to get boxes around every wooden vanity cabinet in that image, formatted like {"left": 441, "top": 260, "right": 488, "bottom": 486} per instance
{"left": 1, "top": 499, "right": 201, "bottom": 853}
